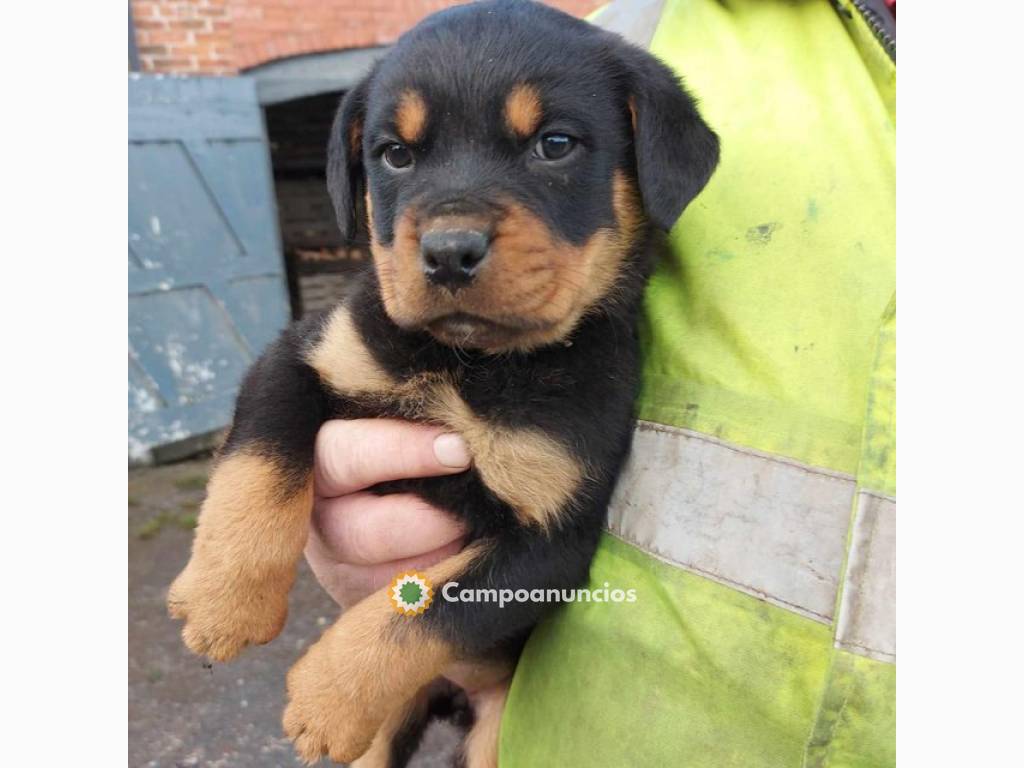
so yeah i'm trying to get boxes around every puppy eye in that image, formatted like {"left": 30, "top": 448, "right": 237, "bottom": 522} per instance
{"left": 382, "top": 143, "right": 413, "bottom": 170}
{"left": 534, "top": 133, "right": 577, "bottom": 161}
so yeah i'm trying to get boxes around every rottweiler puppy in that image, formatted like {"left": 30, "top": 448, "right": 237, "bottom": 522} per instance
{"left": 168, "top": 1, "right": 718, "bottom": 765}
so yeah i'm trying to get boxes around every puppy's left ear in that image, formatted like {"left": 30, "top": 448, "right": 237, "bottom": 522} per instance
{"left": 327, "top": 72, "right": 374, "bottom": 243}
{"left": 621, "top": 46, "right": 720, "bottom": 231}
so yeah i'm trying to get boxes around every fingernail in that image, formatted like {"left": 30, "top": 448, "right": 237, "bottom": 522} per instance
{"left": 434, "top": 433, "right": 471, "bottom": 468}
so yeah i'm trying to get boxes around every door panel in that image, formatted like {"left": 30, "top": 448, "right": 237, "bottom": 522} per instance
{"left": 128, "top": 76, "right": 289, "bottom": 463}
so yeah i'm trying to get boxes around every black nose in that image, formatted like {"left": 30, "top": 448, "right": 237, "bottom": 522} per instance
{"left": 420, "top": 230, "right": 490, "bottom": 287}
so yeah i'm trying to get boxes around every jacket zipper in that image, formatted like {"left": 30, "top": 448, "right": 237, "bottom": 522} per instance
{"left": 833, "top": 0, "right": 896, "bottom": 61}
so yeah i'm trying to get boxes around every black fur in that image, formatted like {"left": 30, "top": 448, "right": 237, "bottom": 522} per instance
{"left": 230, "top": 270, "right": 640, "bottom": 659}
{"left": 220, "top": 2, "right": 718, "bottom": 764}
{"left": 331, "top": 0, "right": 718, "bottom": 245}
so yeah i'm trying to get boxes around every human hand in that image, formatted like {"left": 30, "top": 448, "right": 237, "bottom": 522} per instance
{"left": 304, "top": 419, "right": 471, "bottom": 610}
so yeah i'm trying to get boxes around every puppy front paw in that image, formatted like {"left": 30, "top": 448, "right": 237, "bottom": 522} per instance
{"left": 283, "top": 636, "right": 382, "bottom": 764}
{"left": 167, "top": 560, "right": 292, "bottom": 662}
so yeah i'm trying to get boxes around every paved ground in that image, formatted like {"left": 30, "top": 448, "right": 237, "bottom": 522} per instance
{"left": 129, "top": 457, "right": 462, "bottom": 768}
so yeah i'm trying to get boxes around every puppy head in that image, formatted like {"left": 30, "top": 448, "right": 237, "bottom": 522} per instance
{"left": 328, "top": 0, "right": 718, "bottom": 353}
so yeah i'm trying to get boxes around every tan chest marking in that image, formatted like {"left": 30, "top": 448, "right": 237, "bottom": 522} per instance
{"left": 420, "top": 381, "right": 585, "bottom": 530}
{"left": 306, "top": 307, "right": 397, "bottom": 397}
{"left": 306, "top": 308, "right": 583, "bottom": 528}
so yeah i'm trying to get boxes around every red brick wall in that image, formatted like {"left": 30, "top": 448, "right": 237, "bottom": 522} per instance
{"left": 132, "top": 0, "right": 603, "bottom": 75}
{"left": 133, "top": 0, "right": 235, "bottom": 74}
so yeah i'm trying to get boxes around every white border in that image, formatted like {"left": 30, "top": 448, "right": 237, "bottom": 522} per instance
{"left": 3, "top": 1, "right": 125, "bottom": 760}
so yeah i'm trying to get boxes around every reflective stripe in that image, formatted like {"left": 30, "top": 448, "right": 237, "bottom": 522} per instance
{"left": 835, "top": 491, "right": 896, "bottom": 662}
{"left": 606, "top": 421, "right": 856, "bottom": 622}
{"left": 591, "top": 0, "right": 666, "bottom": 48}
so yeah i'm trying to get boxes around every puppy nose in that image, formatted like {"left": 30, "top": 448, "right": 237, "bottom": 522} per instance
{"left": 420, "top": 230, "right": 490, "bottom": 287}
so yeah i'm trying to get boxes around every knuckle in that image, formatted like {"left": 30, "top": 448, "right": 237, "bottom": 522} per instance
{"left": 314, "top": 423, "right": 344, "bottom": 474}
{"left": 316, "top": 421, "right": 370, "bottom": 490}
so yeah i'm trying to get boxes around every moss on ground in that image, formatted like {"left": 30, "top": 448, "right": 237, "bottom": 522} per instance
{"left": 135, "top": 509, "right": 198, "bottom": 540}
{"left": 173, "top": 474, "right": 208, "bottom": 492}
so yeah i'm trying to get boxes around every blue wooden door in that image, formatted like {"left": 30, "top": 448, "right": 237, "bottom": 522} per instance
{"left": 129, "top": 75, "right": 290, "bottom": 463}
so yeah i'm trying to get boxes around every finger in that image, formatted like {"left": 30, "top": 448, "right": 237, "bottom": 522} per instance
{"left": 311, "top": 492, "right": 467, "bottom": 566}
{"left": 315, "top": 419, "right": 472, "bottom": 497}
{"left": 305, "top": 536, "right": 465, "bottom": 609}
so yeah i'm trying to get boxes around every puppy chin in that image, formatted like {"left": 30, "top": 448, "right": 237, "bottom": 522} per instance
{"left": 426, "top": 313, "right": 529, "bottom": 351}
{"left": 380, "top": 290, "right": 574, "bottom": 352}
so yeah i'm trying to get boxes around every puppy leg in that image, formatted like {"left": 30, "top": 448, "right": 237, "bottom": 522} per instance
{"left": 168, "top": 325, "right": 328, "bottom": 661}
{"left": 167, "top": 452, "right": 313, "bottom": 661}
{"left": 443, "top": 658, "right": 514, "bottom": 768}
{"left": 349, "top": 684, "right": 433, "bottom": 768}
{"left": 283, "top": 544, "right": 484, "bottom": 763}
{"left": 283, "top": 522, "right": 594, "bottom": 764}
{"left": 460, "top": 682, "right": 510, "bottom": 768}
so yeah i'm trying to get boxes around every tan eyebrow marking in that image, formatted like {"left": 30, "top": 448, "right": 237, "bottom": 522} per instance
{"left": 394, "top": 90, "right": 428, "bottom": 144}
{"left": 504, "top": 83, "right": 543, "bottom": 138}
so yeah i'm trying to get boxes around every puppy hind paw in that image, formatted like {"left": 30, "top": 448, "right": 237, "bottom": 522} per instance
{"left": 283, "top": 643, "right": 381, "bottom": 764}
{"left": 283, "top": 698, "right": 376, "bottom": 765}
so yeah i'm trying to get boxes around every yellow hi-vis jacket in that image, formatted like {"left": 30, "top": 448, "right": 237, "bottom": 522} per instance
{"left": 500, "top": 1, "right": 896, "bottom": 765}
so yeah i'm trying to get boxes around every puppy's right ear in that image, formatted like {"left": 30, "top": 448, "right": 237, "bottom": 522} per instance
{"left": 327, "top": 74, "right": 373, "bottom": 243}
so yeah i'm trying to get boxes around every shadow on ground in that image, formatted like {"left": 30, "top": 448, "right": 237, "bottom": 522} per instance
{"left": 129, "top": 457, "right": 463, "bottom": 767}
